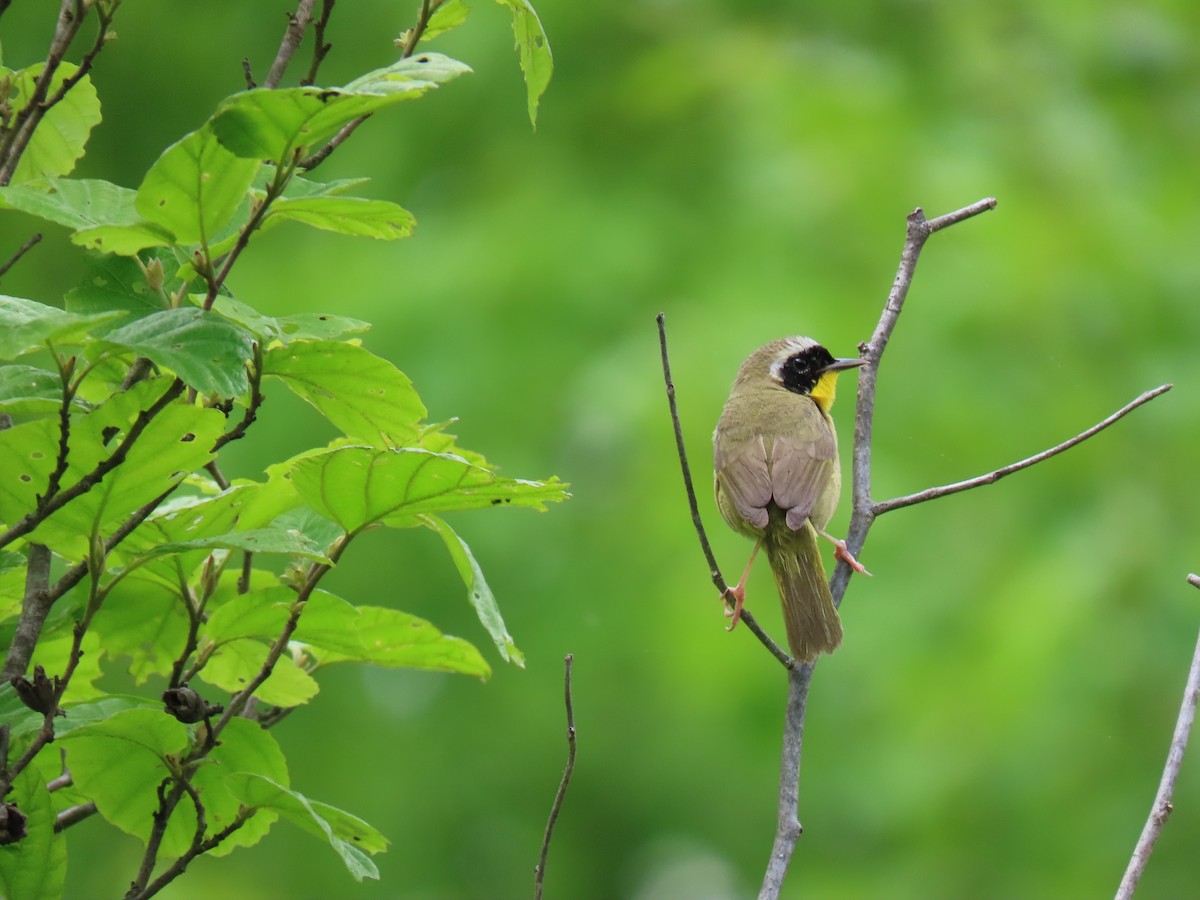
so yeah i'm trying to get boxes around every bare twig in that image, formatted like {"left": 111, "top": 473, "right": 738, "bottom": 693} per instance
{"left": 299, "top": 0, "right": 436, "bottom": 171}
{"left": 873, "top": 384, "right": 1173, "bottom": 517}
{"left": 759, "top": 664, "right": 812, "bottom": 899}
{"left": 1114, "top": 574, "right": 1200, "bottom": 900}
{"left": 0, "top": 233, "right": 43, "bottom": 280}
{"left": 1, "top": 544, "right": 52, "bottom": 681}
{"left": 535, "top": 654, "right": 577, "bottom": 900}
{"left": 302, "top": 0, "right": 337, "bottom": 86}
{"left": 0, "top": 0, "right": 115, "bottom": 185}
{"left": 54, "top": 801, "right": 97, "bottom": 832}
{"left": 264, "top": 0, "right": 316, "bottom": 89}
{"left": 656, "top": 313, "right": 793, "bottom": 669}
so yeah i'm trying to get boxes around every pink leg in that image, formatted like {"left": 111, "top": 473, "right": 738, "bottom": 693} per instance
{"left": 724, "top": 538, "right": 762, "bottom": 631}
{"left": 819, "top": 530, "right": 871, "bottom": 576}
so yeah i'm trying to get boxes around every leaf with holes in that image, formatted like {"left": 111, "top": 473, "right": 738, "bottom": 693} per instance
{"left": 211, "top": 54, "right": 471, "bottom": 162}
{"left": 135, "top": 125, "right": 261, "bottom": 246}
{"left": 496, "top": 0, "right": 553, "bottom": 126}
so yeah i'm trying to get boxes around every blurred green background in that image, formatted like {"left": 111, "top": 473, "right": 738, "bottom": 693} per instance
{"left": 3, "top": 0, "right": 1200, "bottom": 897}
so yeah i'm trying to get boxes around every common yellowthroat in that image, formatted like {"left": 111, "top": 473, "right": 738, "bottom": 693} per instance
{"left": 713, "top": 337, "right": 865, "bottom": 662}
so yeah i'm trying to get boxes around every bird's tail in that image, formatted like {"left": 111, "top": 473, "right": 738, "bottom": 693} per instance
{"left": 765, "top": 522, "right": 843, "bottom": 663}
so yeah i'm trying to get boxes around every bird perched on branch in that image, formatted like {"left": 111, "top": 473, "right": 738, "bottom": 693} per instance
{"left": 713, "top": 337, "right": 866, "bottom": 662}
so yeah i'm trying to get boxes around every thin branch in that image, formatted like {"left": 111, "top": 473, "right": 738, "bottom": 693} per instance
{"left": 759, "top": 665, "right": 812, "bottom": 899}
{"left": 263, "top": 0, "right": 316, "bottom": 89}
{"left": 873, "top": 384, "right": 1173, "bottom": 517}
{"left": 1114, "top": 574, "right": 1200, "bottom": 900}
{"left": 832, "top": 198, "right": 998, "bottom": 605}
{"left": 535, "top": 653, "right": 577, "bottom": 900}
{"left": 1, "top": 544, "right": 52, "bottom": 681}
{"left": 54, "top": 801, "right": 97, "bottom": 832}
{"left": 0, "top": 0, "right": 114, "bottom": 186}
{"left": 301, "top": 0, "right": 337, "bottom": 86}
{"left": 128, "top": 807, "right": 256, "bottom": 900}
{"left": 759, "top": 199, "right": 997, "bottom": 899}
{"left": 0, "top": 233, "right": 43, "bottom": 280}
{"left": 299, "top": 0, "right": 436, "bottom": 171}
{"left": 656, "top": 313, "right": 794, "bottom": 669}
{"left": 0, "top": 377, "right": 185, "bottom": 551}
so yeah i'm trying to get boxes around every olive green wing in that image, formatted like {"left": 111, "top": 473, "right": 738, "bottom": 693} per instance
{"left": 768, "top": 404, "right": 837, "bottom": 532}
{"left": 714, "top": 433, "right": 773, "bottom": 531}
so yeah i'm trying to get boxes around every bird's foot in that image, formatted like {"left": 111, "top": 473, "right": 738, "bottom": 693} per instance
{"left": 723, "top": 538, "right": 762, "bottom": 631}
{"left": 820, "top": 531, "right": 872, "bottom": 576}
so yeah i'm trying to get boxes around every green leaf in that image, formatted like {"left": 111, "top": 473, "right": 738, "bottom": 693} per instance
{"left": 282, "top": 445, "right": 568, "bottom": 532}
{"left": 422, "top": 514, "right": 524, "bottom": 666}
{"left": 64, "top": 251, "right": 174, "bottom": 324}
{"left": 29, "top": 628, "right": 104, "bottom": 701}
{"left": 211, "top": 54, "right": 471, "bottom": 162}
{"left": 496, "top": 0, "right": 553, "bottom": 126}
{"left": 59, "top": 708, "right": 191, "bottom": 843}
{"left": 421, "top": 0, "right": 470, "bottom": 42}
{"left": 301, "top": 603, "right": 491, "bottom": 678}
{"left": 200, "top": 638, "right": 319, "bottom": 707}
{"left": 266, "top": 196, "right": 415, "bottom": 240}
{"left": 0, "top": 768, "right": 66, "bottom": 900}
{"left": 205, "top": 294, "right": 370, "bottom": 344}
{"left": 189, "top": 717, "right": 287, "bottom": 856}
{"left": 90, "top": 577, "right": 188, "bottom": 684}
{"left": 0, "top": 294, "right": 126, "bottom": 359}
{"left": 0, "top": 178, "right": 139, "bottom": 231}
{"left": 1, "top": 383, "right": 226, "bottom": 558}
{"left": 8, "top": 62, "right": 102, "bottom": 185}
{"left": 226, "top": 773, "right": 386, "bottom": 881}
{"left": 70, "top": 220, "right": 176, "bottom": 255}
{"left": 263, "top": 341, "right": 425, "bottom": 448}
{"left": 61, "top": 711, "right": 286, "bottom": 857}
{"left": 104, "top": 307, "right": 255, "bottom": 397}
{"left": 148, "top": 527, "right": 333, "bottom": 563}
{"left": 0, "top": 364, "right": 74, "bottom": 417}
{"left": 136, "top": 125, "right": 261, "bottom": 246}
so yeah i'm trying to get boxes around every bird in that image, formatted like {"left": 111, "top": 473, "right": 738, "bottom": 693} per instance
{"left": 713, "top": 336, "right": 866, "bottom": 662}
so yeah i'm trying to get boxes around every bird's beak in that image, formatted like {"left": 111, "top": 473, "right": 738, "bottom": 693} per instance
{"left": 822, "top": 357, "right": 865, "bottom": 373}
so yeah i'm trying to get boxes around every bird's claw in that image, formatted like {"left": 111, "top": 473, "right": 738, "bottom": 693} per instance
{"left": 821, "top": 531, "right": 872, "bottom": 576}
{"left": 723, "top": 584, "right": 746, "bottom": 631}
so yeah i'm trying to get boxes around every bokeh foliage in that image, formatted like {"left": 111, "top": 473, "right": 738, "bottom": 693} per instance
{"left": 0, "top": 0, "right": 1197, "bottom": 898}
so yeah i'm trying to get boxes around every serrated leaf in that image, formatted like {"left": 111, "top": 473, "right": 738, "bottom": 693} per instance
{"left": 9, "top": 62, "right": 102, "bottom": 185}
{"left": 422, "top": 514, "right": 523, "bottom": 666}
{"left": 200, "top": 638, "right": 319, "bottom": 707}
{"left": 283, "top": 445, "right": 568, "bottom": 532}
{"left": 136, "top": 125, "right": 261, "bottom": 246}
{"left": 0, "top": 178, "right": 139, "bottom": 231}
{"left": 212, "top": 54, "right": 470, "bottom": 162}
{"left": 266, "top": 196, "right": 415, "bottom": 240}
{"left": 0, "top": 768, "right": 66, "bottom": 900}
{"left": 263, "top": 341, "right": 425, "bottom": 448}
{"left": 104, "top": 307, "right": 254, "bottom": 397}
{"left": 496, "top": 0, "right": 553, "bottom": 126}
{"left": 0, "top": 294, "right": 126, "bottom": 359}
{"left": 227, "top": 774, "right": 385, "bottom": 881}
